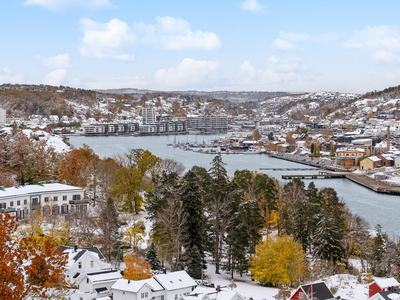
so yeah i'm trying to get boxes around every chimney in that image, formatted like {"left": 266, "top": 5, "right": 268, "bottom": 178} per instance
{"left": 74, "top": 245, "right": 77, "bottom": 252}
{"left": 128, "top": 280, "right": 130, "bottom": 284}
{"left": 216, "top": 285, "right": 221, "bottom": 292}
{"left": 163, "top": 268, "right": 167, "bottom": 274}
{"left": 387, "top": 126, "right": 390, "bottom": 152}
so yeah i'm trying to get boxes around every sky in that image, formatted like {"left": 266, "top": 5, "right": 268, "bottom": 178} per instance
{"left": 1, "top": 0, "right": 400, "bottom": 93}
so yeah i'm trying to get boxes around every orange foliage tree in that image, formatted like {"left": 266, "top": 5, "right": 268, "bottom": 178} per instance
{"left": 123, "top": 254, "right": 152, "bottom": 281}
{"left": 0, "top": 214, "right": 68, "bottom": 299}
{"left": 58, "top": 144, "right": 97, "bottom": 187}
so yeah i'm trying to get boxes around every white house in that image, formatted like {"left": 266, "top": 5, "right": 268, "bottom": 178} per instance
{"left": 179, "top": 286, "right": 245, "bottom": 300}
{"left": 74, "top": 270, "right": 122, "bottom": 300}
{"left": 60, "top": 245, "right": 112, "bottom": 286}
{"left": 0, "top": 182, "right": 87, "bottom": 219}
{"left": 111, "top": 271, "right": 197, "bottom": 300}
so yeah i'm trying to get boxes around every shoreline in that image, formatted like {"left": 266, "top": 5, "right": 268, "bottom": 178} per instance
{"left": 268, "top": 153, "right": 400, "bottom": 196}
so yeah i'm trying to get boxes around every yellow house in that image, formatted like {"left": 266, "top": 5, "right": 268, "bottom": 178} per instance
{"left": 360, "top": 156, "right": 381, "bottom": 170}
{"left": 336, "top": 147, "right": 365, "bottom": 165}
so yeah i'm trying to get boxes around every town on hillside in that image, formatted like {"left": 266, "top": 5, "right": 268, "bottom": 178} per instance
{"left": 2, "top": 84, "right": 400, "bottom": 300}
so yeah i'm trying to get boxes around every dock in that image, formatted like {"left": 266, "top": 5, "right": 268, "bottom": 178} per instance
{"left": 260, "top": 168, "right": 317, "bottom": 171}
{"left": 281, "top": 172, "right": 346, "bottom": 179}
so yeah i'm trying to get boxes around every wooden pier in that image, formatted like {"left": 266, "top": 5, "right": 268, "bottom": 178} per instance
{"left": 260, "top": 168, "right": 317, "bottom": 171}
{"left": 281, "top": 172, "right": 346, "bottom": 179}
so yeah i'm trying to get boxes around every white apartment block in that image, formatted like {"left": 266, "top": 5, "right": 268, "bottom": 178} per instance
{"left": 0, "top": 182, "right": 87, "bottom": 219}
{"left": 142, "top": 107, "right": 157, "bottom": 124}
{"left": 0, "top": 108, "right": 6, "bottom": 126}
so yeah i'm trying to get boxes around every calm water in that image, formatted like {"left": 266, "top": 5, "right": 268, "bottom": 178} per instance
{"left": 70, "top": 134, "right": 400, "bottom": 238}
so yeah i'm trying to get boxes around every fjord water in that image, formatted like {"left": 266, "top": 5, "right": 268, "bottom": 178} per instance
{"left": 70, "top": 134, "right": 400, "bottom": 239}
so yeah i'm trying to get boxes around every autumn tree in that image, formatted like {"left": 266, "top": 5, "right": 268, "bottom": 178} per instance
{"left": 249, "top": 235, "right": 306, "bottom": 287}
{"left": 123, "top": 254, "right": 152, "bottom": 280}
{"left": 285, "top": 132, "right": 296, "bottom": 152}
{"left": 58, "top": 144, "right": 97, "bottom": 187}
{"left": 0, "top": 214, "right": 68, "bottom": 300}
{"left": 123, "top": 220, "right": 146, "bottom": 249}
{"left": 252, "top": 129, "right": 262, "bottom": 141}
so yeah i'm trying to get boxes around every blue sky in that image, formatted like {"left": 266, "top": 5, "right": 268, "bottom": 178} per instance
{"left": 1, "top": 0, "right": 400, "bottom": 93}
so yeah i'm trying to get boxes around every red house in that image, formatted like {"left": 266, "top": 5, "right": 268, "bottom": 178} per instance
{"left": 369, "top": 278, "right": 400, "bottom": 298}
{"left": 291, "top": 282, "right": 334, "bottom": 300}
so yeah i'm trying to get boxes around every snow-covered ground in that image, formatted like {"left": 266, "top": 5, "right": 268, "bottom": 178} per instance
{"left": 204, "top": 261, "right": 279, "bottom": 300}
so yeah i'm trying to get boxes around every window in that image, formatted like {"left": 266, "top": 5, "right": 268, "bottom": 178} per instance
{"left": 17, "top": 200, "right": 20, "bottom": 206}
{"left": 141, "top": 293, "right": 145, "bottom": 298}
{"left": 87, "top": 278, "right": 89, "bottom": 283}
{"left": 24, "top": 199, "right": 27, "bottom": 205}
{"left": 0, "top": 203, "right": 5, "bottom": 209}
{"left": 73, "top": 195, "right": 81, "bottom": 201}
{"left": 63, "top": 196, "right": 67, "bottom": 201}
{"left": 175, "top": 295, "right": 178, "bottom": 300}
{"left": 90, "top": 261, "right": 93, "bottom": 268}
{"left": 145, "top": 292, "right": 148, "bottom": 298}
{"left": 78, "top": 262, "right": 82, "bottom": 269}
{"left": 161, "top": 296, "right": 164, "bottom": 300}
{"left": 10, "top": 201, "right": 14, "bottom": 207}
{"left": 44, "top": 197, "right": 49, "bottom": 202}
{"left": 54, "top": 196, "right": 58, "bottom": 202}
{"left": 32, "top": 198, "right": 39, "bottom": 205}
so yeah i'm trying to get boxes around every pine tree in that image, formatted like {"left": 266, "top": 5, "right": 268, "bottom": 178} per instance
{"left": 186, "top": 245, "right": 203, "bottom": 279}
{"left": 313, "top": 208, "right": 345, "bottom": 263}
{"left": 145, "top": 242, "right": 161, "bottom": 271}
{"left": 180, "top": 170, "right": 205, "bottom": 257}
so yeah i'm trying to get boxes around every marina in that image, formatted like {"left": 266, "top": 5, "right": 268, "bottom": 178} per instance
{"left": 69, "top": 134, "right": 400, "bottom": 238}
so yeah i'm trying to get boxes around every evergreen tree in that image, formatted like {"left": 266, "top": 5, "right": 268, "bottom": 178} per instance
{"left": 253, "top": 174, "right": 278, "bottom": 225}
{"left": 313, "top": 207, "right": 345, "bottom": 263}
{"left": 186, "top": 245, "right": 203, "bottom": 279}
{"left": 180, "top": 170, "right": 205, "bottom": 257}
{"left": 207, "top": 154, "right": 231, "bottom": 274}
{"left": 145, "top": 242, "right": 161, "bottom": 271}
{"left": 369, "top": 224, "right": 386, "bottom": 276}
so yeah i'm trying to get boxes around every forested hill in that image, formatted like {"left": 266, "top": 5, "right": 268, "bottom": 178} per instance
{"left": 363, "top": 84, "right": 400, "bottom": 100}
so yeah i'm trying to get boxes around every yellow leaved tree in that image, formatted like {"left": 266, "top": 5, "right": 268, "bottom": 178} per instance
{"left": 249, "top": 235, "right": 306, "bottom": 287}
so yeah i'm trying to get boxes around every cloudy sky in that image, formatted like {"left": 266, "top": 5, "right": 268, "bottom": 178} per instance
{"left": 1, "top": 0, "right": 400, "bottom": 93}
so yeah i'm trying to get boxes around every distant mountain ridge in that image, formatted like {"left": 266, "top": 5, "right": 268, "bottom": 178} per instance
{"left": 96, "top": 88, "right": 292, "bottom": 101}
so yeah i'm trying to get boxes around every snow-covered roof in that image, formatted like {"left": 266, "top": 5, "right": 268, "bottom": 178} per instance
{"left": 183, "top": 286, "right": 244, "bottom": 300}
{"left": 112, "top": 277, "right": 164, "bottom": 293}
{"left": 87, "top": 270, "right": 122, "bottom": 283}
{"left": 373, "top": 277, "right": 400, "bottom": 289}
{"left": 154, "top": 271, "right": 197, "bottom": 291}
{"left": 336, "top": 147, "right": 365, "bottom": 153}
{"left": 368, "top": 156, "right": 382, "bottom": 162}
{"left": 0, "top": 183, "right": 83, "bottom": 199}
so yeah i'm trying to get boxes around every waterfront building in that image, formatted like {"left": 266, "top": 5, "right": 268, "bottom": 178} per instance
{"left": 187, "top": 115, "right": 228, "bottom": 133}
{"left": 0, "top": 182, "right": 87, "bottom": 219}
{"left": 143, "top": 107, "right": 157, "bottom": 124}
{"left": 335, "top": 147, "right": 365, "bottom": 165}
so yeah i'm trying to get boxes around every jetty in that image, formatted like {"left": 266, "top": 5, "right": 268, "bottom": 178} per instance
{"left": 260, "top": 168, "right": 317, "bottom": 171}
{"left": 281, "top": 172, "right": 346, "bottom": 179}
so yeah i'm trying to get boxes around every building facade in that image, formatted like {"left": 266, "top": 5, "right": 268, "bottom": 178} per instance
{"left": 0, "top": 182, "right": 87, "bottom": 219}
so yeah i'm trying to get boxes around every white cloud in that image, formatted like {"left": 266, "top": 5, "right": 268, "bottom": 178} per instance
{"left": 43, "top": 69, "right": 67, "bottom": 86}
{"left": 344, "top": 25, "right": 400, "bottom": 63}
{"left": 273, "top": 39, "right": 296, "bottom": 50}
{"left": 36, "top": 53, "right": 71, "bottom": 68}
{"left": 241, "top": 0, "right": 263, "bottom": 13}
{"left": 154, "top": 58, "right": 221, "bottom": 88}
{"left": 280, "top": 31, "right": 311, "bottom": 42}
{"left": 78, "top": 18, "right": 135, "bottom": 61}
{"left": 0, "top": 68, "right": 24, "bottom": 84}
{"left": 343, "top": 25, "right": 400, "bottom": 50}
{"left": 25, "top": 0, "right": 115, "bottom": 11}
{"left": 273, "top": 31, "right": 311, "bottom": 50}
{"left": 135, "top": 16, "right": 221, "bottom": 50}
{"left": 236, "top": 56, "right": 306, "bottom": 87}
{"left": 372, "top": 50, "right": 400, "bottom": 63}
